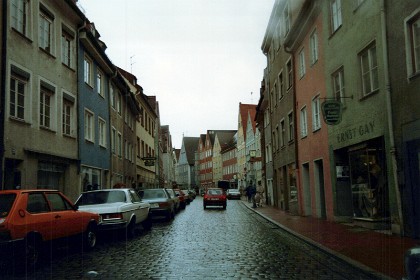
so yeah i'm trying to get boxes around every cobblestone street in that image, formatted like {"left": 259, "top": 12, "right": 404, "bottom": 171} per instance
{"left": 6, "top": 197, "right": 380, "bottom": 279}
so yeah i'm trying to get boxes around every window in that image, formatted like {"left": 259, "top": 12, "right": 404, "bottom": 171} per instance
{"left": 10, "top": 74, "right": 27, "bottom": 120}
{"left": 283, "top": 3, "right": 291, "bottom": 36}
{"left": 332, "top": 67, "right": 345, "bottom": 103}
{"left": 117, "top": 92, "right": 122, "bottom": 115}
{"left": 40, "top": 85, "right": 53, "bottom": 128}
{"left": 111, "top": 127, "right": 116, "bottom": 154}
{"left": 84, "top": 109, "right": 94, "bottom": 142}
{"left": 39, "top": 8, "right": 53, "bottom": 53}
{"left": 11, "top": 0, "right": 29, "bottom": 35}
{"left": 300, "top": 107, "right": 308, "bottom": 138}
{"left": 117, "top": 132, "right": 122, "bottom": 157}
{"left": 62, "top": 99, "right": 72, "bottom": 136}
{"left": 273, "top": 83, "right": 278, "bottom": 106}
{"left": 110, "top": 84, "right": 116, "bottom": 108}
{"left": 360, "top": 44, "right": 378, "bottom": 96}
{"left": 312, "top": 95, "right": 321, "bottom": 131}
{"left": 61, "top": 28, "right": 73, "bottom": 67}
{"left": 287, "top": 60, "right": 293, "bottom": 89}
{"left": 97, "top": 70, "right": 104, "bottom": 97}
{"left": 310, "top": 30, "right": 318, "bottom": 64}
{"left": 407, "top": 15, "right": 420, "bottom": 75}
{"left": 98, "top": 118, "right": 106, "bottom": 147}
{"left": 280, "top": 119, "right": 285, "bottom": 147}
{"left": 299, "top": 48, "right": 306, "bottom": 78}
{"left": 288, "top": 112, "right": 294, "bottom": 142}
{"left": 331, "top": 0, "right": 342, "bottom": 32}
{"left": 278, "top": 71, "right": 284, "bottom": 100}
{"left": 84, "top": 56, "right": 93, "bottom": 86}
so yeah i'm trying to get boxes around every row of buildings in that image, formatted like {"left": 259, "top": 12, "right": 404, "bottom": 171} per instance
{"left": 0, "top": 0, "right": 178, "bottom": 201}
{"left": 173, "top": 0, "right": 420, "bottom": 239}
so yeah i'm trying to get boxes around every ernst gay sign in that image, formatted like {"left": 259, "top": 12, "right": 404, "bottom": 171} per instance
{"left": 321, "top": 100, "right": 342, "bottom": 125}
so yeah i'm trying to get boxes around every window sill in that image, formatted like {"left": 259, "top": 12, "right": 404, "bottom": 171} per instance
{"left": 63, "top": 133, "right": 76, "bottom": 140}
{"left": 9, "top": 116, "right": 30, "bottom": 126}
{"left": 359, "top": 89, "right": 379, "bottom": 101}
{"left": 40, "top": 126, "right": 56, "bottom": 134}
{"left": 39, "top": 47, "right": 56, "bottom": 59}
{"left": 11, "top": 28, "right": 33, "bottom": 44}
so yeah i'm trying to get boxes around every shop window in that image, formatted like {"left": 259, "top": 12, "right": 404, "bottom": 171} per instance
{"left": 349, "top": 145, "right": 388, "bottom": 219}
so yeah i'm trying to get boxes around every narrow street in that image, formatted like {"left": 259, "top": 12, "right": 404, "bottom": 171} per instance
{"left": 7, "top": 197, "right": 379, "bottom": 279}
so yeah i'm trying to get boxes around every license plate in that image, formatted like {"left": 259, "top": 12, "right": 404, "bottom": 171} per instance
{"left": 210, "top": 198, "right": 219, "bottom": 201}
{"left": 150, "top": 203, "right": 159, "bottom": 208}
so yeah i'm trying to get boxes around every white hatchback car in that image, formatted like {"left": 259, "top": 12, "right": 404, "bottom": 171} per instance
{"left": 75, "top": 188, "right": 151, "bottom": 237}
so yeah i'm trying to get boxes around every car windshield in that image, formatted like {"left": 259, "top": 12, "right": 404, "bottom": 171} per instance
{"left": 0, "top": 193, "right": 16, "bottom": 218}
{"left": 208, "top": 189, "right": 222, "bottom": 195}
{"left": 142, "top": 189, "right": 166, "bottom": 199}
{"left": 76, "top": 191, "right": 126, "bottom": 205}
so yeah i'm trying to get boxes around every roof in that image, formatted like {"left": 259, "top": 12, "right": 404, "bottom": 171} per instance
{"left": 183, "top": 137, "right": 199, "bottom": 165}
{"left": 239, "top": 103, "right": 257, "bottom": 140}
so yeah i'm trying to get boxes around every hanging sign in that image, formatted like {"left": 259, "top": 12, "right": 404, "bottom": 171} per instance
{"left": 322, "top": 100, "right": 342, "bottom": 125}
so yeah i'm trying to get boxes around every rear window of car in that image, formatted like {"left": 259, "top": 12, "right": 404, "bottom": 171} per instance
{"left": 0, "top": 194, "right": 16, "bottom": 217}
{"left": 208, "top": 189, "right": 222, "bottom": 195}
{"left": 76, "top": 191, "right": 126, "bottom": 205}
{"left": 142, "top": 189, "right": 166, "bottom": 199}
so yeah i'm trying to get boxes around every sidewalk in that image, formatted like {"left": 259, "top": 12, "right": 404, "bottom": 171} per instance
{"left": 242, "top": 199, "right": 419, "bottom": 280}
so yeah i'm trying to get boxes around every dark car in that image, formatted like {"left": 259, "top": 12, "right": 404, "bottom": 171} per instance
{"left": 139, "top": 189, "right": 176, "bottom": 221}
{"left": 0, "top": 189, "right": 100, "bottom": 269}
{"left": 203, "top": 188, "right": 227, "bottom": 210}
{"left": 226, "top": 188, "right": 241, "bottom": 200}
{"left": 165, "top": 188, "right": 180, "bottom": 213}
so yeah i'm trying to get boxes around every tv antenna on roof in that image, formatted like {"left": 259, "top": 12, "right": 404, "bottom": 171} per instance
{"left": 130, "top": 55, "right": 135, "bottom": 73}
{"left": 251, "top": 91, "right": 253, "bottom": 103}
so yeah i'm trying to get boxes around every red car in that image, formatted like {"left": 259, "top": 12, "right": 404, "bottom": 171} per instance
{"left": 203, "top": 188, "right": 227, "bottom": 210}
{"left": 0, "top": 189, "right": 100, "bottom": 269}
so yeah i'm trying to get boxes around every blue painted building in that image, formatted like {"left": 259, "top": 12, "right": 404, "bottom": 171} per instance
{"left": 78, "top": 22, "right": 114, "bottom": 191}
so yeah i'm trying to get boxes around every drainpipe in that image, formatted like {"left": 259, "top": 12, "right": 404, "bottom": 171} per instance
{"left": 380, "top": 0, "right": 404, "bottom": 235}
{"left": 0, "top": 1, "right": 8, "bottom": 189}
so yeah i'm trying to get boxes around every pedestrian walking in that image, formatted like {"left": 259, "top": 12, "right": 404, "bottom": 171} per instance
{"left": 256, "top": 181, "right": 264, "bottom": 207}
{"left": 245, "top": 185, "right": 252, "bottom": 202}
{"left": 250, "top": 184, "right": 257, "bottom": 208}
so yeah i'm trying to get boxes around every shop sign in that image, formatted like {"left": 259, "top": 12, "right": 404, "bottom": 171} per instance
{"left": 322, "top": 100, "right": 342, "bottom": 125}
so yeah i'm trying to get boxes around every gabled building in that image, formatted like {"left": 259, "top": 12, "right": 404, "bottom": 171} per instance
{"left": 135, "top": 89, "right": 158, "bottom": 189}
{"left": 212, "top": 130, "right": 237, "bottom": 184}
{"left": 177, "top": 136, "right": 199, "bottom": 189}
{"left": 255, "top": 73, "right": 274, "bottom": 205}
{"left": 161, "top": 125, "right": 176, "bottom": 188}
{"left": 116, "top": 67, "right": 142, "bottom": 188}
{"left": 198, "top": 133, "right": 212, "bottom": 189}
{"left": 2, "top": 0, "right": 85, "bottom": 199}
{"left": 244, "top": 104, "right": 260, "bottom": 188}
{"left": 221, "top": 133, "right": 238, "bottom": 189}
{"left": 237, "top": 103, "right": 257, "bottom": 190}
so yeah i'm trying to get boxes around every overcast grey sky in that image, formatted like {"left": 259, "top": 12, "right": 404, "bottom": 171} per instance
{"left": 77, "top": 0, "right": 275, "bottom": 148}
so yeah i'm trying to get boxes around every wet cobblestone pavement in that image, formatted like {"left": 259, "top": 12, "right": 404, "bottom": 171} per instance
{"left": 4, "top": 197, "right": 380, "bottom": 279}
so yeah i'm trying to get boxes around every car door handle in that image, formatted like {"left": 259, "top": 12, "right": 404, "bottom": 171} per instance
{"left": 55, "top": 215, "right": 61, "bottom": 219}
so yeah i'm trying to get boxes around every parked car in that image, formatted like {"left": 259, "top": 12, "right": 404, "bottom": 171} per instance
{"left": 174, "top": 189, "right": 187, "bottom": 210}
{"left": 181, "top": 189, "right": 191, "bottom": 204}
{"left": 226, "top": 188, "right": 241, "bottom": 200}
{"left": 165, "top": 188, "right": 180, "bottom": 213}
{"left": 0, "top": 189, "right": 100, "bottom": 268}
{"left": 139, "top": 188, "right": 175, "bottom": 221}
{"left": 203, "top": 188, "right": 227, "bottom": 209}
{"left": 404, "top": 246, "right": 420, "bottom": 280}
{"left": 75, "top": 188, "right": 152, "bottom": 238}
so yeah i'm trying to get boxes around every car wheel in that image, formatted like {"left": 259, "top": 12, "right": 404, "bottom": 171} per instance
{"left": 203, "top": 204, "right": 206, "bottom": 209}
{"left": 83, "top": 224, "right": 97, "bottom": 251}
{"left": 141, "top": 214, "right": 152, "bottom": 231}
{"left": 24, "top": 235, "right": 42, "bottom": 269}
{"left": 223, "top": 203, "right": 226, "bottom": 210}
{"left": 165, "top": 211, "right": 172, "bottom": 222}
{"left": 126, "top": 218, "right": 136, "bottom": 238}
